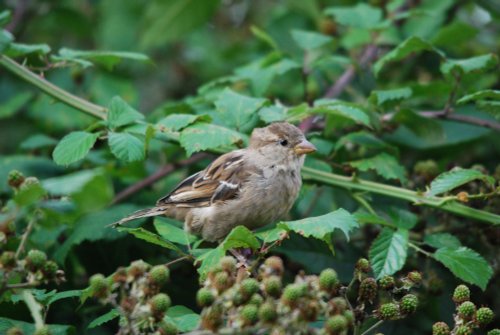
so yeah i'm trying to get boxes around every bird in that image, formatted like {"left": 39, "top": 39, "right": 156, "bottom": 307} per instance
{"left": 114, "top": 122, "right": 316, "bottom": 242}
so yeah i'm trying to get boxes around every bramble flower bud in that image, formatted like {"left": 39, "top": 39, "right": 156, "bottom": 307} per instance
{"left": 455, "top": 325, "right": 472, "bottom": 335}
{"left": 355, "top": 258, "right": 370, "bottom": 273}
{"left": 264, "top": 256, "right": 284, "bottom": 276}
{"left": 400, "top": 294, "right": 418, "bottom": 314}
{"left": 301, "top": 300, "right": 320, "bottom": 321}
{"left": 219, "top": 256, "right": 237, "bottom": 273}
{"left": 42, "top": 261, "right": 59, "bottom": 279}
{"left": 150, "top": 293, "right": 171, "bottom": 319}
{"left": 26, "top": 249, "right": 47, "bottom": 271}
{"left": 414, "top": 160, "right": 439, "bottom": 178}
{"left": 197, "top": 288, "right": 215, "bottom": 307}
{"left": 406, "top": 271, "right": 422, "bottom": 285}
{"left": 377, "top": 303, "right": 399, "bottom": 320}
{"left": 263, "top": 276, "right": 282, "bottom": 297}
{"left": 127, "top": 260, "right": 150, "bottom": 278}
{"left": 259, "top": 301, "right": 277, "bottom": 323}
{"left": 379, "top": 275, "right": 395, "bottom": 290}
{"left": 344, "top": 310, "right": 354, "bottom": 325}
{"left": 241, "top": 304, "right": 258, "bottom": 325}
{"left": 330, "top": 297, "right": 347, "bottom": 314}
{"left": 325, "top": 315, "right": 348, "bottom": 334}
{"left": 358, "top": 278, "right": 378, "bottom": 302}
{"left": 149, "top": 265, "right": 170, "bottom": 286}
{"left": 112, "top": 267, "right": 127, "bottom": 284}
{"left": 20, "top": 177, "right": 40, "bottom": 189}
{"left": 476, "top": 307, "right": 494, "bottom": 326}
{"left": 319, "top": 268, "right": 339, "bottom": 292}
{"left": 282, "top": 283, "right": 306, "bottom": 306}
{"left": 158, "top": 320, "right": 178, "bottom": 335}
{"left": 8, "top": 170, "right": 25, "bottom": 188}
{"left": 452, "top": 285, "right": 470, "bottom": 304}
{"left": 432, "top": 322, "right": 450, "bottom": 335}
{"left": 240, "top": 278, "right": 260, "bottom": 298}
{"left": 457, "top": 301, "right": 476, "bottom": 320}
{"left": 201, "top": 306, "right": 222, "bottom": 331}
{"left": 214, "top": 271, "right": 232, "bottom": 292}
{"left": 89, "top": 274, "right": 110, "bottom": 299}
{"left": 0, "top": 251, "right": 16, "bottom": 269}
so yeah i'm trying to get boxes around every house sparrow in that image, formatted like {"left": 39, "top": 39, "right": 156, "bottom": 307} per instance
{"left": 115, "top": 122, "right": 316, "bottom": 242}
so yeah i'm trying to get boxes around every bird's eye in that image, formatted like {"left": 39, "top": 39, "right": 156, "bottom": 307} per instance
{"left": 279, "top": 139, "right": 288, "bottom": 147}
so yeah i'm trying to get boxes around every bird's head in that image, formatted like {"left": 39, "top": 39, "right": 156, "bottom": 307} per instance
{"left": 249, "top": 122, "right": 316, "bottom": 164}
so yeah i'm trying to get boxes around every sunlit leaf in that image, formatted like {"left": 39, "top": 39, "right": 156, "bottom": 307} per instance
{"left": 107, "top": 96, "right": 144, "bottom": 129}
{"left": 179, "top": 123, "right": 243, "bottom": 156}
{"left": 214, "top": 88, "right": 267, "bottom": 131}
{"left": 5, "top": 43, "right": 51, "bottom": 57}
{"left": 441, "top": 54, "right": 499, "bottom": 76}
{"left": 427, "top": 168, "right": 495, "bottom": 196}
{"left": 348, "top": 153, "right": 407, "bottom": 183}
{"left": 325, "top": 3, "right": 383, "bottom": 29}
{"left": 369, "top": 228, "right": 409, "bottom": 278}
{"left": 108, "top": 132, "right": 145, "bottom": 162}
{"left": 369, "top": 87, "right": 412, "bottom": 106}
{"left": 291, "top": 29, "right": 333, "bottom": 50}
{"left": 88, "top": 309, "right": 120, "bottom": 329}
{"left": 424, "top": 233, "right": 462, "bottom": 249}
{"left": 117, "top": 227, "right": 184, "bottom": 254}
{"left": 52, "top": 131, "right": 99, "bottom": 166}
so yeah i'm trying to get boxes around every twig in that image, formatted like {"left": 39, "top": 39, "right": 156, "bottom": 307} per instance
{"left": 444, "top": 72, "right": 461, "bottom": 115}
{"left": 360, "top": 320, "right": 384, "bottom": 335}
{"left": 165, "top": 255, "right": 192, "bottom": 267}
{"left": 7, "top": 282, "right": 40, "bottom": 290}
{"left": 15, "top": 216, "right": 36, "bottom": 259}
{"left": 111, "top": 153, "right": 210, "bottom": 204}
{"left": 408, "top": 242, "right": 432, "bottom": 257}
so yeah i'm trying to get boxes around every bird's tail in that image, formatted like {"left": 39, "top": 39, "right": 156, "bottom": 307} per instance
{"left": 110, "top": 207, "right": 168, "bottom": 227}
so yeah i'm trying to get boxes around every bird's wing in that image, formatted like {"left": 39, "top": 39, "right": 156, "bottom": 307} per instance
{"left": 156, "top": 150, "right": 254, "bottom": 208}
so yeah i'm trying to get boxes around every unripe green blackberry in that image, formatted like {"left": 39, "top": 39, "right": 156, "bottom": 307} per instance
{"left": 197, "top": 288, "right": 215, "bottom": 307}
{"left": 6, "top": 327, "right": 24, "bottom": 335}
{"left": 149, "top": 265, "right": 170, "bottom": 286}
{"left": 249, "top": 293, "right": 263, "bottom": 306}
{"left": 432, "top": 322, "right": 450, "bottom": 335}
{"left": 213, "top": 271, "right": 232, "bottom": 292}
{"left": 487, "top": 330, "right": 500, "bottom": 335}
{"left": 89, "top": 273, "right": 110, "bottom": 299}
{"left": 358, "top": 277, "right": 378, "bottom": 302}
{"left": 0, "top": 251, "right": 16, "bottom": 269}
{"left": 400, "top": 294, "right": 418, "bottom": 314}
{"left": 158, "top": 320, "right": 178, "bottom": 335}
{"left": 112, "top": 267, "right": 127, "bottom": 284}
{"left": 20, "top": 177, "right": 40, "bottom": 189}
{"left": 379, "top": 275, "right": 395, "bottom": 290}
{"left": 344, "top": 310, "right": 354, "bottom": 325}
{"left": 282, "top": 283, "right": 306, "bottom": 306}
{"left": 414, "top": 160, "right": 439, "bottom": 178}
{"left": 452, "top": 285, "right": 470, "bottom": 304}
{"left": 330, "top": 297, "right": 347, "bottom": 314}
{"left": 259, "top": 301, "right": 277, "bottom": 323}
{"left": 263, "top": 275, "right": 282, "bottom": 297}
{"left": 355, "top": 258, "right": 370, "bottom": 273}
{"left": 240, "top": 278, "right": 260, "bottom": 297}
{"left": 42, "top": 260, "right": 59, "bottom": 279}
{"left": 34, "top": 326, "right": 51, "bottom": 335}
{"left": 325, "top": 315, "right": 348, "bottom": 334}
{"left": 264, "top": 256, "right": 284, "bottom": 276}
{"left": 150, "top": 293, "right": 171, "bottom": 318}
{"left": 457, "top": 301, "right": 476, "bottom": 320}
{"left": 241, "top": 304, "right": 258, "bottom": 325}
{"left": 26, "top": 249, "right": 47, "bottom": 271}
{"left": 201, "top": 306, "right": 222, "bottom": 331}
{"left": 219, "top": 256, "right": 237, "bottom": 273}
{"left": 127, "top": 260, "right": 150, "bottom": 278}
{"left": 378, "top": 303, "right": 399, "bottom": 320}
{"left": 8, "top": 170, "right": 25, "bottom": 188}
{"left": 319, "top": 268, "right": 339, "bottom": 292}
{"left": 407, "top": 271, "right": 422, "bottom": 285}
{"left": 301, "top": 300, "right": 320, "bottom": 322}
{"left": 455, "top": 325, "right": 472, "bottom": 335}
{"left": 476, "top": 307, "right": 494, "bottom": 326}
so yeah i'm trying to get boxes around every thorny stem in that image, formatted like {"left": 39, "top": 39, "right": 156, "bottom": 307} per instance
{"left": 360, "top": 320, "right": 384, "bottom": 335}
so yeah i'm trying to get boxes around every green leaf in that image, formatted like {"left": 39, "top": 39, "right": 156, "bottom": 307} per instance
{"left": 222, "top": 226, "right": 260, "bottom": 251}
{"left": 5, "top": 43, "right": 51, "bottom": 57}
{"left": 312, "top": 102, "right": 371, "bottom": 127}
{"left": 141, "top": 0, "right": 220, "bottom": 49}
{"left": 369, "top": 87, "right": 412, "bottom": 106}
{"left": 165, "top": 306, "right": 201, "bottom": 332}
{"left": 107, "top": 96, "right": 144, "bottom": 129}
{"left": 214, "top": 88, "right": 267, "bottom": 131}
{"left": 0, "top": 317, "right": 74, "bottom": 335}
{"left": 157, "top": 114, "right": 211, "bottom": 132}
{"left": 334, "top": 131, "right": 390, "bottom": 152}
{"left": 179, "top": 123, "right": 243, "bottom": 156}
{"left": 88, "top": 309, "right": 120, "bottom": 329}
{"left": 154, "top": 217, "right": 197, "bottom": 245}
{"left": 348, "top": 153, "right": 407, "bottom": 183}
{"left": 427, "top": 168, "right": 495, "bottom": 196}
{"left": 424, "top": 233, "right": 461, "bottom": 249}
{"left": 457, "top": 90, "right": 500, "bottom": 105}
{"left": 255, "top": 226, "right": 287, "bottom": 243}
{"left": 0, "top": 10, "right": 11, "bottom": 27}
{"left": 46, "top": 290, "right": 82, "bottom": 306}
{"left": 108, "top": 132, "right": 145, "bottom": 162}
{"left": 259, "top": 106, "right": 287, "bottom": 123}
{"left": 291, "top": 29, "right": 333, "bottom": 50}
{"left": 279, "top": 208, "right": 359, "bottom": 243}
{"left": 369, "top": 228, "right": 409, "bottom": 278}
{"left": 196, "top": 245, "right": 225, "bottom": 277}
{"left": 431, "top": 21, "right": 479, "bottom": 48}
{"left": 250, "top": 25, "right": 278, "bottom": 50}
{"left": 325, "top": 3, "right": 383, "bottom": 29}
{"left": 20, "top": 134, "right": 57, "bottom": 150}
{"left": 117, "top": 227, "right": 184, "bottom": 254}
{"left": 373, "top": 36, "right": 444, "bottom": 76}
{"left": 441, "top": 54, "right": 499, "bottom": 76}
{"left": 433, "top": 247, "right": 493, "bottom": 290}
{"left": 53, "top": 48, "right": 151, "bottom": 70}
{"left": 0, "top": 92, "right": 33, "bottom": 119}
{"left": 388, "top": 208, "right": 418, "bottom": 230}
{"left": 0, "top": 29, "right": 13, "bottom": 53}
{"left": 52, "top": 131, "right": 99, "bottom": 166}
{"left": 392, "top": 109, "right": 444, "bottom": 140}
{"left": 42, "top": 169, "right": 101, "bottom": 196}
{"left": 14, "top": 182, "right": 46, "bottom": 207}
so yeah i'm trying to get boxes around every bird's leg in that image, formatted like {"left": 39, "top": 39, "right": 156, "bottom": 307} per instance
{"left": 184, "top": 232, "right": 192, "bottom": 253}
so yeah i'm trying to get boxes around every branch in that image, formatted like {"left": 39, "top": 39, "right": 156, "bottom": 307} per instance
{"left": 360, "top": 320, "right": 384, "bottom": 335}
{"left": 111, "top": 153, "right": 210, "bottom": 204}
{"left": 0, "top": 55, "right": 107, "bottom": 119}
{"left": 302, "top": 166, "right": 500, "bottom": 225}
{"left": 15, "top": 216, "right": 36, "bottom": 259}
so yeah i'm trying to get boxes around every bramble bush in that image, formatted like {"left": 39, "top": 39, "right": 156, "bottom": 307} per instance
{"left": 0, "top": 0, "right": 499, "bottom": 334}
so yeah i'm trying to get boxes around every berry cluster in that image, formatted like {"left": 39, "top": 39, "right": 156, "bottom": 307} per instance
{"left": 196, "top": 256, "right": 420, "bottom": 334}
{"left": 88, "top": 260, "right": 176, "bottom": 335}
{"left": 432, "top": 284, "right": 497, "bottom": 335}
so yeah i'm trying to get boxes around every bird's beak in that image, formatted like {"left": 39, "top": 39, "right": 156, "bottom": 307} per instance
{"left": 294, "top": 139, "right": 317, "bottom": 155}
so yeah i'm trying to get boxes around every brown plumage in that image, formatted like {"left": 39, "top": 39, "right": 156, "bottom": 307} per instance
{"left": 114, "top": 122, "right": 316, "bottom": 242}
